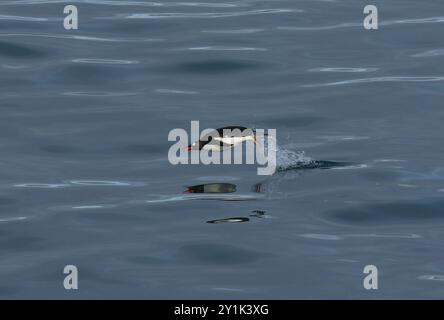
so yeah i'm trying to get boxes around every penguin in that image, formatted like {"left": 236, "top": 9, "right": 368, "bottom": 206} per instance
{"left": 187, "top": 126, "right": 264, "bottom": 152}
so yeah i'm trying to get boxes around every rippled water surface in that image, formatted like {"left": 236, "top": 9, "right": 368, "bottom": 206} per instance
{"left": 1, "top": 0, "right": 444, "bottom": 299}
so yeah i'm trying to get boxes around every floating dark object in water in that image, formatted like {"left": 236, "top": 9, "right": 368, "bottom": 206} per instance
{"left": 207, "top": 217, "right": 250, "bottom": 224}
{"left": 250, "top": 210, "right": 266, "bottom": 218}
{"left": 185, "top": 183, "right": 236, "bottom": 193}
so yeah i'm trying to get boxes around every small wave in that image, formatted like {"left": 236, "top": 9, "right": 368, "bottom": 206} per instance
{"left": 0, "top": 216, "right": 27, "bottom": 223}
{"left": 277, "top": 22, "right": 359, "bottom": 31}
{"left": 212, "top": 287, "right": 244, "bottom": 292}
{"left": 155, "top": 89, "right": 199, "bottom": 94}
{"left": 186, "top": 46, "right": 266, "bottom": 51}
{"left": 62, "top": 91, "right": 136, "bottom": 97}
{"left": 330, "top": 164, "right": 369, "bottom": 170}
{"left": 167, "top": 2, "right": 240, "bottom": 8}
{"left": 411, "top": 49, "right": 444, "bottom": 58}
{"left": 2, "top": 64, "right": 28, "bottom": 69}
{"left": 345, "top": 233, "right": 422, "bottom": 239}
{"left": 301, "top": 76, "right": 444, "bottom": 88}
{"left": 337, "top": 259, "right": 359, "bottom": 263}
{"left": 391, "top": 16, "right": 444, "bottom": 25}
{"left": 201, "top": 28, "right": 264, "bottom": 34}
{"left": 373, "top": 159, "right": 406, "bottom": 163}
{"left": 102, "top": 8, "right": 299, "bottom": 20}
{"left": 145, "top": 194, "right": 261, "bottom": 203}
{"left": 0, "top": 1, "right": 241, "bottom": 7}
{"left": 15, "top": 181, "right": 142, "bottom": 188}
{"left": 69, "top": 180, "right": 139, "bottom": 186}
{"left": 319, "top": 135, "right": 369, "bottom": 141}
{"left": 0, "top": 33, "right": 163, "bottom": 42}
{"left": 0, "top": 14, "right": 48, "bottom": 21}
{"left": 309, "top": 67, "right": 378, "bottom": 73}
{"left": 14, "top": 183, "right": 69, "bottom": 188}
{"left": 300, "top": 233, "right": 421, "bottom": 241}
{"left": 277, "top": 16, "right": 444, "bottom": 31}
{"left": 417, "top": 275, "right": 444, "bottom": 281}
{"left": 72, "top": 205, "right": 107, "bottom": 209}
{"left": 71, "top": 58, "right": 139, "bottom": 65}
{"left": 299, "top": 233, "right": 344, "bottom": 240}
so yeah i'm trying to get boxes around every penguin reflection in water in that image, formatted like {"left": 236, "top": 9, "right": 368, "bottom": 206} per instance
{"left": 184, "top": 183, "right": 236, "bottom": 193}
{"left": 207, "top": 210, "right": 267, "bottom": 224}
{"left": 186, "top": 126, "right": 267, "bottom": 152}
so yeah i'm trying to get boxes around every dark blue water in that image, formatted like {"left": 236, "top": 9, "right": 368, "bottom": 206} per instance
{"left": 1, "top": 0, "right": 444, "bottom": 299}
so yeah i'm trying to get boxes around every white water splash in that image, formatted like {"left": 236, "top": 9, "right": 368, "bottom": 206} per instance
{"left": 259, "top": 134, "right": 313, "bottom": 173}
{"left": 275, "top": 148, "right": 313, "bottom": 171}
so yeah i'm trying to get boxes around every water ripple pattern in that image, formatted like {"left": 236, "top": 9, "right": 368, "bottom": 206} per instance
{"left": 302, "top": 76, "right": 444, "bottom": 87}
{"left": 71, "top": 58, "right": 139, "bottom": 65}
{"left": 103, "top": 9, "right": 300, "bottom": 20}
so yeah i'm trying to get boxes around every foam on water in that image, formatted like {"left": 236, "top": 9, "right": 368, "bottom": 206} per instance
{"left": 275, "top": 148, "right": 313, "bottom": 172}
{"left": 258, "top": 135, "right": 314, "bottom": 173}
{"left": 261, "top": 136, "right": 351, "bottom": 173}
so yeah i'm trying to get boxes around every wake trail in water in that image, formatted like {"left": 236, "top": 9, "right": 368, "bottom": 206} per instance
{"left": 261, "top": 136, "right": 351, "bottom": 173}
{"left": 276, "top": 148, "right": 351, "bottom": 172}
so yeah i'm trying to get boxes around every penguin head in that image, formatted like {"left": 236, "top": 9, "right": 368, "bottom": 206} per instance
{"left": 187, "top": 137, "right": 213, "bottom": 152}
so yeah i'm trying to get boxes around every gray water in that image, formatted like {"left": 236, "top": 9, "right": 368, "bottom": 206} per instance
{"left": 1, "top": 0, "right": 444, "bottom": 299}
